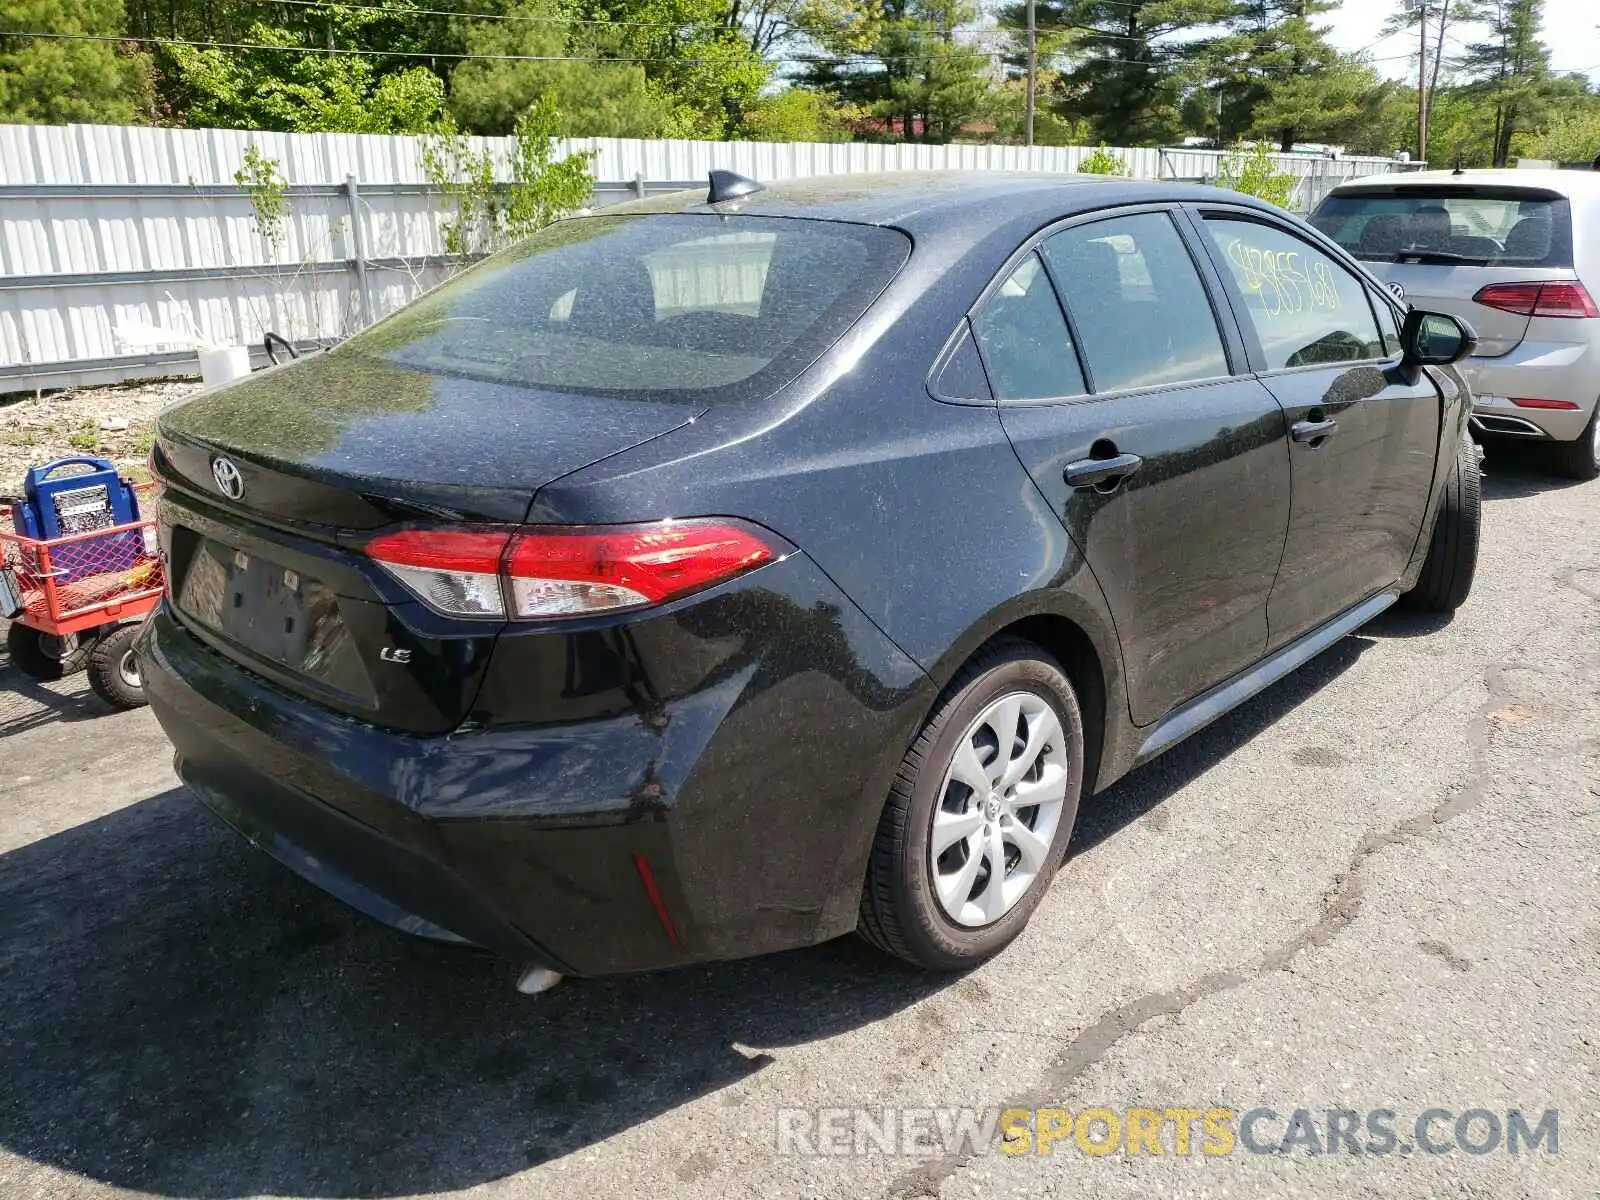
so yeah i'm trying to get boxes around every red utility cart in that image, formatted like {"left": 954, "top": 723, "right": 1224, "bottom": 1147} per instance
{"left": 0, "top": 483, "right": 163, "bottom": 709}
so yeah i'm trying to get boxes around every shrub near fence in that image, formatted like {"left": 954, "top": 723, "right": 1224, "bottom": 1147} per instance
{"left": 0, "top": 123, "right": 1414, "bottom": 394}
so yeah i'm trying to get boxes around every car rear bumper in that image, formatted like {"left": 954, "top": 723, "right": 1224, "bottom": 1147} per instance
{"left": 1463, "top": 339, "right": 1598, "bottom": 442}
{"left": 139, "top": 554, "right": 930, "bottom": 975}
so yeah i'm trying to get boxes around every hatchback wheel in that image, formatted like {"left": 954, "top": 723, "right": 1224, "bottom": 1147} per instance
{"left": 1549, "top": 406, "right": 1600, "bottom": 482}
{"left": 859, "top": 640, "right": 1084, "bottom": 970}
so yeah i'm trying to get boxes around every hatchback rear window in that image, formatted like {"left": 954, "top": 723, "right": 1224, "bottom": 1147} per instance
{"left": 351, "top": 214, "right": 910, "bottom": 401}
{"left": 1311, "top": 187, "right": 1573, "bottom": 268}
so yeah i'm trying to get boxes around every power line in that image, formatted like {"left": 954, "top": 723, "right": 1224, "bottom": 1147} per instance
{"left": 263, "top": 0, "right": 714, "bottom": 33}
{"left": 0, "top": 26, "right": 1430, "bottom": 74}
{"left": 0, "top": 29, "right": 1006, "bottom": 65}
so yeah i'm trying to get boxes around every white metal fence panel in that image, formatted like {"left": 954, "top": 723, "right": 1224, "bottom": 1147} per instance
{"left": 0, "top": 123, "right": 1413, "bottom": 393}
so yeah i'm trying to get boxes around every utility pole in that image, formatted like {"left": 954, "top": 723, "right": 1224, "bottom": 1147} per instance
{"left": 1025, "top": 0, "right": 1037, "bottom": 147}
{"left": 1417, "top": 3, "right": 1430, "bottom": 162}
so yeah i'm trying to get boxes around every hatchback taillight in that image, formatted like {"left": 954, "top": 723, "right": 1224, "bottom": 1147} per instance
{"left": 1473, "top": 281, "right": 1599, "bottom": 318}
{"left": 366, "top": 520, "right": 778, "bottom": 620}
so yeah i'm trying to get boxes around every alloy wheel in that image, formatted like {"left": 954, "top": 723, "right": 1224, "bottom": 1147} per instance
{"left": 929, "top": 690, "right": 1069, "bottom": 928}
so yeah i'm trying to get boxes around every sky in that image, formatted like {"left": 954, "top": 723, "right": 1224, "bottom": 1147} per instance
{"left": 1324, "top": 0, "right": 1600, "bottom": 83}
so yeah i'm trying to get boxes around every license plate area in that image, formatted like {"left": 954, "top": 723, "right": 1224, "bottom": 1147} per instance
{"left": 177, "top": 537, "right": 373, "bottom": 702}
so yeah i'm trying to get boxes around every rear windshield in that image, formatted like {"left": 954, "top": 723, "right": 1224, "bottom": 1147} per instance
{"left": 346, "top": 213, "right": 910, "bottom": 401}
{"left": 1310, "top": 187, "right": 1573, "bottom": 268}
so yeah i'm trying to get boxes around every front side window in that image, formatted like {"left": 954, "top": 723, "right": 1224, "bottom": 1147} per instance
{"left": 345, "top": 214, "right": 910, "bottom": 401}
{"left": 1203, "top": 217, "right": 1385, "bottom": 371}
{"left": 1371, "top": 291, "right": 1404, "bottom": 358}
{"left": 1042, "top": 212, "right": 1229, "bottom": 393}
{"left": 972, "top": 254, "right": 1086, "bottom": 401}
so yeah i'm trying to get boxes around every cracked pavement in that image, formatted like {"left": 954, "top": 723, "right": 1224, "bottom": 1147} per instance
{"left": 1, "top": 446, "right": 1596, "bottom": 1200}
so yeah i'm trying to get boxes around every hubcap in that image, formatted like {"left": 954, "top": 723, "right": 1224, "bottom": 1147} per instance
{"left": 1591, "top": 411, "right": 1599, "bottom": 466}
{"left": 929, "top": 690, "right": 1069, "bottom": 928}
{"left": 118, "top": 649, "right": 141, "bottom": 690}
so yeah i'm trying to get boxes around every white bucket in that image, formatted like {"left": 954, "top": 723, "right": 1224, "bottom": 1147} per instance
{"left": 197, "top": 345, "right": 252, "bottom": 387}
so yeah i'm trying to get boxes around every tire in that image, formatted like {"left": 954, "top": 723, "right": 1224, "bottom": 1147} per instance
{"left": 87, "top": 624, "right": 147, "bottom": 709}
{"left": 1402, "top": 433, "right": 1481, "bottom": 613}
{"left": 5, "top": 623, "right": 90, "bottom": 681}
{"left": 1547, "top": 406, "right": 1600, "bottom": 482}
{"left": 859, "top": 639, "right": 1085, "bottom": 971}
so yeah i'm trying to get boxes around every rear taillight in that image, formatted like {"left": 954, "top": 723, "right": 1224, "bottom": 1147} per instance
{"left": 366, "top": 528, "right": 511, "bottom": 618}
{"left": 366, "top": 520, "right": 778, "bottom": 620}
{"left": 1474, "top": 281, "right": 1599, "bottom": 318}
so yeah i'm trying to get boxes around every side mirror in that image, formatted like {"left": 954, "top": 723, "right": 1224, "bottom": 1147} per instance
{"left": 1401, "top": 309, "right": 1478, "bottom": 367}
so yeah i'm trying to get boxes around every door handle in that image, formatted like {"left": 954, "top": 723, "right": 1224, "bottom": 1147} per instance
{"left": 1291, "top": 417, "right": 1339, "bottom": 444}
{"left": 1064, "top": 451, "right": 1144, "bottom": 490}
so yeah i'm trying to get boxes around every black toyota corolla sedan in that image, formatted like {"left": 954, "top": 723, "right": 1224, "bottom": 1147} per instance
{"left": 142, "top": 171, "right": 1481, "bottom": 984}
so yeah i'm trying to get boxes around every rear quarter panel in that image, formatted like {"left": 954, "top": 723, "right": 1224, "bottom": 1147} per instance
{"left": 528, "top": 240, "right": 1137, "bottom": 899}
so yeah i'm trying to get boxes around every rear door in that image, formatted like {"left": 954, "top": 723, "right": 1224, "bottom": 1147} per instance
{"left": 1192, "top": 207, "right": 1441, "bottom": 650}
{"left": 1310, "top": 184, "right": 1578, "bottom": 357}
{"left": 989, "top": 207, "right": 1292, "bottom": 726}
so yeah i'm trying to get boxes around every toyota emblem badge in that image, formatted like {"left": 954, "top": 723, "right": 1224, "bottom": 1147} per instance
{"left": 211, "top": 456, "right": 245, "bottom": 500}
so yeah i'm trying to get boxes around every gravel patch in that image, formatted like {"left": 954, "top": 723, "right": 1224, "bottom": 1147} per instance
{"left": 0, "top": 379, "right": 204, "bottom": 496}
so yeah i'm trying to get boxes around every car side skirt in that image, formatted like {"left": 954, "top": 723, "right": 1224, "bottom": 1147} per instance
{"left": 1131, "top": 590, "right": 1399, "bottom": 769}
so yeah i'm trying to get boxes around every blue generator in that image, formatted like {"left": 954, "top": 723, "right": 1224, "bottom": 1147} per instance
{"left": 10, "top": 457, "right": 142, "bottom": 582}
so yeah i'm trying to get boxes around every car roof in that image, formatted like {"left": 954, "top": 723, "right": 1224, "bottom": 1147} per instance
{"left": 1330, "top": 168, "right": 1600, "bottom": 197}
{"left": 600, "top": 170, "right": 1286, "bottom": 237}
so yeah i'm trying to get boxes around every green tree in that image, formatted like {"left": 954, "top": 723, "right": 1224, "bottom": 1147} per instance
{"left": 979, "top": 74, "right": 1089, "bottom": 144}
{"left": 0, "top": 0, "right": 152, "bottom": 124}
{"left": 1185, "top": 1, "right": 1367, "bottom": 151}
{"left": 1526, "top": 98, "right": 1600, "bottom": 163}
{"left": 1039, "top": 0, "right": 1231, "bottom": 147}
{"left": 445, "top": 0, "right": 679, "bottom": 136}
{"left": 1456, "top": 0, "right": 1550, "bottom": 166}
{"left": 165, "top": 5, "right": 448, "bottom": 132}
{"left": 580, "top": 0, "right": 773, "bottom": 135}
{"left": 800, "top": 0, "right": 992, "bottom": 142}
{"left": 741, "top": 87, "right": 863, "bottom": 140}
{"left": 1249, "top": 55, "right": 1389, "bottom": 150}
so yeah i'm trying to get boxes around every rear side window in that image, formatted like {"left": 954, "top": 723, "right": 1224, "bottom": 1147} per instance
{"left": 1042, "top": 212, "right": 1229, "bottom": 392}
{"left": 973, "top": 254, "right": 1086, "bottom": 401}
{"left": 349, "top": 214, "right": 910, "bottom": 401}
{"left": 1203, "top": 217, "right": 1385, "bottom": 371}
{"left": 1311, "top": 188, "right": 1574, "bottom": 268}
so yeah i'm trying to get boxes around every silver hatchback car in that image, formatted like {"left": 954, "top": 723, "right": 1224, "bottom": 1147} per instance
{"left": 1312, "top": 169, "right": 1600, "bottom": 480}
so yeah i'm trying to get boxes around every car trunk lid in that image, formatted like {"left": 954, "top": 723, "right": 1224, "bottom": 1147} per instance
{"left": 156, "top": 348, "right": 702, "bottom": 528}
{"left": 153, "top": 350, "right": 701, "bottom": 734}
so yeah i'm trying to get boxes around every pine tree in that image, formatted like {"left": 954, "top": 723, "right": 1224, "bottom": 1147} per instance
{"left": 798, "top": 0, "right": 991, "bottom": 143}
{"left": 1457, "top": 0, "right": 1550, "bottom": 166}
{"left": 1192, "top": 0, "right": 1362, "bottom": 151}
{"left": 1046, "top": 0, "right": 1231, "bottom": 147}
{"left": 0, "top": 0, "right": 152, "bottom": 124}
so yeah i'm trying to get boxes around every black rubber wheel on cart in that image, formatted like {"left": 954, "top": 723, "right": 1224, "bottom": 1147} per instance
{"left": 87, "top": 623, "right": 146, "bottom": 710}
{"left": 5, "top": 623, "right": 91, "bottom": 681}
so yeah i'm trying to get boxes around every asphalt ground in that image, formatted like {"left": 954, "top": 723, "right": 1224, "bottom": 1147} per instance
{"left": 1, "top": 442, "right": 1596, "bottom": 1199}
